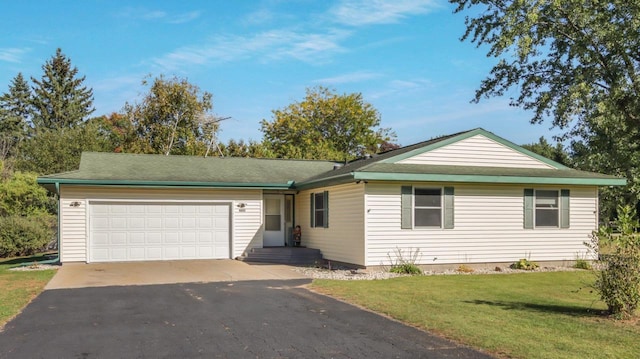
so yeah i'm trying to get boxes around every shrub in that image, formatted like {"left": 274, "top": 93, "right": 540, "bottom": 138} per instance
{"left": 510, "top": 258, "right": 539, "bottom": 270}
{"left": 574, "top": 259, "right": 592, "bottom": 270}
{"left": 389, "top": 263, "right": 422, "bottom": 275}
{"left": 386, "top": 247, "right": 423, "bottom": 275}
{"left": 587, "top": 205, "right": 640, "bottom": 318}
{"left": 456, "top": 264, "right": 475, "bottom": 273}
{"left": 0, "top": 215, "right": 54, "bottom": 258}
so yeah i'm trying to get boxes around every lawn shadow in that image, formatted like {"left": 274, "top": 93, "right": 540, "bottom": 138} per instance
{"left": 464, "top": 299, "right": 604, "bottom": 318}
{"left": 0, "top": 253, "right": 58, "bottom": 267}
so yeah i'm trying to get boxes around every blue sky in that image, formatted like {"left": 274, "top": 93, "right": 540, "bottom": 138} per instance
{"left": 0, "top": 0, "right": 562, "bottom": 147}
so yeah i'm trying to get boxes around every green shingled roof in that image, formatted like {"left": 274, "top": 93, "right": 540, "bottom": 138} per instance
{"left": 38, "top": 152, "right": 336, "bottom": 188}
{"left": 37, "top": 128, "right": 626, "bottom": 189}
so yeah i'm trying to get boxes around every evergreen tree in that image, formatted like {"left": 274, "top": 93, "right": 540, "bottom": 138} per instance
{"left": 31, "top": 48, "right": 94, "bottom": 130}
{"left": 0, "top": 73, "right": 31, "bottom": 159}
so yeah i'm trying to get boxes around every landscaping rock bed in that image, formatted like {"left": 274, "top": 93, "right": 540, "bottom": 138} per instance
{"left": 295, "top": 265, "right": 581, "bottom": 280}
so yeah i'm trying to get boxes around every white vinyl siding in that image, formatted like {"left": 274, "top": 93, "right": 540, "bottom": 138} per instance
{"left": 59, "top": 186, "right": 262, "bottom": 262}
{"left": 297, "top": 183, "right": 365, "bottom": 266}
{"left": 397, "top": 134, "right": 555, "bottom": 169}
{"left": 365, "top": 182, "right": 598, "bottom": 266}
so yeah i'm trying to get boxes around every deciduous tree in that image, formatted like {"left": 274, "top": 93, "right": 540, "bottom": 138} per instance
{"left": 261, "top": 86, "right": 396, "bottom": 162}
{"left": 451, "top": 0, "right": 640, "bottom": 212}
{"left": 124, "top": 75, "right": 215, "bottom": 155}
{"left": 521, "top": 137, "right": 570, "bottom": 167}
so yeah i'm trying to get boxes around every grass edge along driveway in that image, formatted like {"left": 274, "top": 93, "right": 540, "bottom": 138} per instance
{"left": 0, "top": 255, "right": 57, "bottom": 329}
{"left": 312, "top": 271, "right": 640, "bottom": 359}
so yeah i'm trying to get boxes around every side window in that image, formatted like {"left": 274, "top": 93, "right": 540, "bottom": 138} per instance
{"left": 524, "top": 189, "right": 570, "bottom": 229}
{"left": 414, "top": 188, "right": 442, "bottom": 227}
{"left": 310, "top": 191, "right": 329, "bottom": 228}
{"left": 401, "top": 186, "right": 454, "bottom": 229}
{"left": 535, "top": 190, "right": 559, "bottom": 227}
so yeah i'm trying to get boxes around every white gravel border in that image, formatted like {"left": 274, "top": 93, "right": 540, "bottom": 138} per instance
{"left": 8, "top": 264, "right": 60, "bottom": 271}
{"left": 295, "top": 265, "right": 582, "bottom": 280}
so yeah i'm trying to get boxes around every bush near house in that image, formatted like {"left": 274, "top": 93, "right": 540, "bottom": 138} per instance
{"left": 588, "top": 205, "right": 640, "bottom": 318}
{"left": 0, "top": 167, "right": 56, "bottom": 258}
{"left": 0, "top": 215, "right": 54, "bottom": 257}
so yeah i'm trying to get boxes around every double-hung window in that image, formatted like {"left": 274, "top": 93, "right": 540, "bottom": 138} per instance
{"left": 310, "top": 191, "right": 329, "bottom": 228}
{"left": 524, "top": 189, "right": 570, "bottom": 229}
{"left": 414, "top": 188, "right": 442, "bottom": 227}
{"left": 401, "top": 186, "right": 454, "bottom": 229}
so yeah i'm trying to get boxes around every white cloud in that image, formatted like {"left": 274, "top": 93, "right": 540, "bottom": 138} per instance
{"left": 0, "top": 48, "right": 30, "bottom": 63}
{"left": 93, "top": 75, "right": 141, "bottom": 93}
{"left": 243, "top": 9, "right": 275, "bottom": 25}
{"left": 168, "top": 11, "right": 202, "bottom": 24}
{"left": 314, "top": 71, "right": 382, "bottom": 84}
{"left": 116, "top": 7, "right": 201, "bottom": 24}
{"left": 329, "top": 0, "right": 442, "bottom": 26}
{"left": 151, "top": 29, "right": 350, "bottom": 71}
{"left": 368, "top": 78, "right": 433, "bottom": 99}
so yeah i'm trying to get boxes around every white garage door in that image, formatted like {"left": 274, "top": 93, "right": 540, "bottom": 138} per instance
{"left": 89, "top": 202, "right": 230, "bottom": 262}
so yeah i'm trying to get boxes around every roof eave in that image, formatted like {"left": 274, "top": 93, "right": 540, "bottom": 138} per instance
{"left": 294, "top": 173, "right": 356, "bottom": 190}
{"left": 353, "top": 172, "right": 627, "bottom": 186}
{"left": 37, "top": 178, "right": 295, "bottom": 190}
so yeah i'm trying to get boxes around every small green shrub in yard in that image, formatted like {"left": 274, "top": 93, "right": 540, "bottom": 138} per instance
{"left": 510, "top": 258, "right": 539, "bottom": 270}
{"left": 0, "top": 215, "right": 54, "bottom": 258}
{"left": 574, "top": 259, "right": 592, "bottom": 270}
{"left": 386, "top": 247, "right": 423, "bottom": 275}
{"left": 389, "top": 263, "right": 422, "bottom": 275}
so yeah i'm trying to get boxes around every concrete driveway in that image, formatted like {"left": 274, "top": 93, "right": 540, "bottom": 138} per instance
{"left": 1, "top": 279, "right": 492, "bottom": 358}
{"left": 46, "top": 259, "right": 308, "bottom": 289}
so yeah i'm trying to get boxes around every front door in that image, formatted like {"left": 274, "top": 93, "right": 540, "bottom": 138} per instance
{"left": 263, "top": 194, "right": 285, "bottom": 246}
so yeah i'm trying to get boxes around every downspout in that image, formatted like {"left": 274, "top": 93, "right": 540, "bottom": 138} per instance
{"left": 18, "top": 181, "right": 61, "bottom": 267}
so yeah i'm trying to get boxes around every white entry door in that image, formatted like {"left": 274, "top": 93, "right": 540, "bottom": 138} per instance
{"left": 89, "top": 202, "right": 230, "bottom": 262}
{"left": 263, "top": 195, "right": 285, "bottom": 246}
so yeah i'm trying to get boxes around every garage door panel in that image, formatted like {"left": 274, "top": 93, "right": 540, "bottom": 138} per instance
{"left": 164, "top": 232, "right": 179, "bottom": 243}
{"left": 182, "top": 246, "right": 196, "bottom": 257}
{"left": 90, "top": 202, "right": 230, "bottom": 262}
{"left": 111, "top": 232, "right": 127, "bottom": 245}
{"left": 146, "top": 247, "right": 162, "bottom": 259}
{"left": 165, "top": 218, "right": 179, "bottom": 229}
{"left": 129, "top": 232, "right": 145, "bottom": 244}
{"left": 182, "top": 232, "right": 196, "bottom": 243}
{"left": 147, "top": 232, "right": 162, "bottom": 244}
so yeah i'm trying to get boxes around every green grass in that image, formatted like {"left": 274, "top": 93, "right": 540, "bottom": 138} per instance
{"left": 312, "top": 271, "right": 640, "bottom": 359}
{"left": 0, "top": 254, "right": 57, "bottom": 329}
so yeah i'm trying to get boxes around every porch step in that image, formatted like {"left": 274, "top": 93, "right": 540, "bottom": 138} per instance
{"left": 239, "top": 247, "right": 324, "bottom": 266}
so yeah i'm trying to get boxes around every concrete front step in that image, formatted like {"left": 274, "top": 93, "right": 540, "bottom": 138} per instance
{"left": 240, "top": 247, "right": 324, "bottom": 265}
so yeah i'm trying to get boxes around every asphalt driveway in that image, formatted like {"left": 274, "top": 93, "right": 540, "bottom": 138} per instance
{"left": 0, "top": 279, "right": 492, "bottom": 358}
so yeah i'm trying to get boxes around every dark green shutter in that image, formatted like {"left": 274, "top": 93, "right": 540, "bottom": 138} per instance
{"left": 560, "top": 189, "right": 570, "bottom": 228}
{"left": 310, "top": 193, "right": 315, "bottom": 227}
{"left": 401, "top": 186, "right": 413, "bottom": 229}
{"left": 444, "top": 187, "right": 454, "bottom": 229}
{"left": 323, "top": 191, "right": 329, "bottom": 228}
{"left": 524, "top": 188, "right": 534, "bottom": 229}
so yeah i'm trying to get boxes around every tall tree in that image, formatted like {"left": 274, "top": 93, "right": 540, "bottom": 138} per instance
{"left": 31, "top": 48, "right": 94, "bottom": 130}
{"left": 451, "top": 0, "right": 640, "bottom": 211}
{"left": 261, "top": 86, "right": 396, "bottom": 162}
{"left": 17, "top": 122, "right": 115, "bottom": 175}
{"left": 0, "top": 73, "right": 31, "bottom": 159}
{"left": 219, "top": 139, "right": 275, "bottom": 158}
{"left": 521, "top": 137, "right": 570, "bottom": 167}
{"left": 124, "top": 75, "right": 215, "bottom": 155}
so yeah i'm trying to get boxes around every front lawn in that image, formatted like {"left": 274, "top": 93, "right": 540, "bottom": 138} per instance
{"left": 0, "top": 255, "right": 57, "bottom": 329}
{"left": 312, "top": 271, "right": 640, "bottom": 359}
